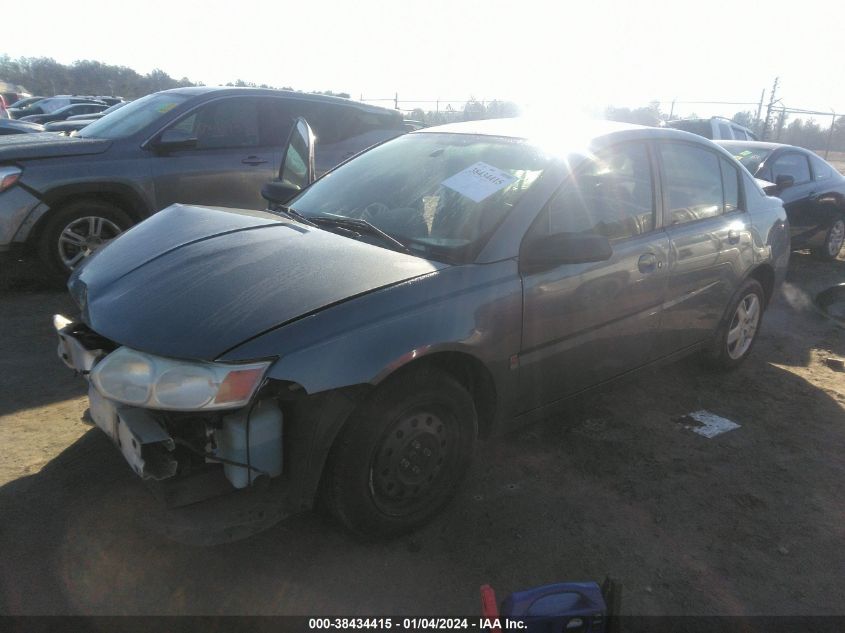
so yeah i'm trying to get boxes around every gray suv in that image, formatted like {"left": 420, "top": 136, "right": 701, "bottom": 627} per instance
{"left": 0, "top": 87, "right": 405, "bottom": 275}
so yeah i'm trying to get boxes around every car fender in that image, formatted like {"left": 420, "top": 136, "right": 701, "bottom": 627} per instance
{"left": 220, "top": 259, "right": 523, "bottom": 408}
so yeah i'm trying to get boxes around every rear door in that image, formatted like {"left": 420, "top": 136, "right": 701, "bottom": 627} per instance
{"left": 654, "top": 141, "right": 752, "bottom": 354}
{"left": 767, "top": 151, "right": 816, "bottom": 245}
{"left": 519, "top": 141, "right": 671, "bottom": 409}
{"left": 151, "top": 97, "right": 282, "bottom": 210}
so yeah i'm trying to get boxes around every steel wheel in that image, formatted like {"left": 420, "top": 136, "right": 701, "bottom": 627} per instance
{"left": 370, "top": 408, "right": 456, "bottom": 516}
{"left": 826, "top": 219, "right": 845, "bottom": 258}
{"left": 57, "top": 215, "right": 123, "bottom": 269}
{"left": 726, "top": 293, "right": 761, "bottom": 360}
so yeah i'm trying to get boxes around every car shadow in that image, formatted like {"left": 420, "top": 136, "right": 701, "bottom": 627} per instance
{"left": 1, "top": 356, "right": 843, "bottom": 616}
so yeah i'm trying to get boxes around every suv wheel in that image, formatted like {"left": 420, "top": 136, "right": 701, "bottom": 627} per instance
{"left": 321, "top": 369, "right": 476, "bottom": 538}
{"left": 704, "top": 278, "right": 765, "bottom": 370}
{"left": 813, "top": 218, "right": 845, "bottom": 261}
{"left": 38, "top": 200, "right": 131, "bottom": 277}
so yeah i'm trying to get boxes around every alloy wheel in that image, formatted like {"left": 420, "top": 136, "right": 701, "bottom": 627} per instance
{"left": 57, "top": 215, "right": 123, "bottom": 269}
{"left": 727, "top": 293, "right": 761, "bottom": 360}
{"left": 827, "top": 220, "right": 845, "bottom": 258}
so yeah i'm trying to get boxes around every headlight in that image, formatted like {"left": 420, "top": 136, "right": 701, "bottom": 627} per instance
{"left": 91, "top": 347, "right": 271, "bottom": 411}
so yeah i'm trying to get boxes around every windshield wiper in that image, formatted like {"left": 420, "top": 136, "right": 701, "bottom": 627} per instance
{"left": 310, "top": 215, "right": 413, "bottom": 254}
{"left": 272, "top": 205, "right": 317, "bottom": 227}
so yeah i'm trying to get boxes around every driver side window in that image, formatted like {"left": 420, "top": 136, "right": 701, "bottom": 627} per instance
{"left": 541, "top": 142, "right": 655, "bottom": 242}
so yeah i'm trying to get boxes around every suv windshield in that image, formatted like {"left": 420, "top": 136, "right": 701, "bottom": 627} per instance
{"left": 729, "top": 145, "right": 773, "bottom": 174}
{"left": 290, "top": 133, "right": 548, "bottom": 262}
{"left": 79, "top": 92, "right": 190, "bottom": 140}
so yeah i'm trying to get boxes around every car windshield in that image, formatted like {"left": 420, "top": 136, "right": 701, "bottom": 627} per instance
{"left": 78, "top": 92, "right": 190, "bottom": 140}
{"left": 290, "top": 132, "right": 548, "bottom": 263}
{"left": 729, "top": 145, "right": 773, "bottom": 174}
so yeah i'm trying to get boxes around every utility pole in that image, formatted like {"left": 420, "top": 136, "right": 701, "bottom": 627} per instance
{"left": 825, "top": 110, "right": 836, "bottom": 159}
{"left": 755, "top": 88, "right": 765, "bottom": 135}
{"left": 668, "top": 99, "right": 676, "bottom": 120}
{"left": 775, "top": 106, "right": 787, "bottom": 141}
{"left": 394, "top": 92, "right": 399, "bottom": 110}
{"left": 762, "top": 76, "right": 779, "bottom": 141}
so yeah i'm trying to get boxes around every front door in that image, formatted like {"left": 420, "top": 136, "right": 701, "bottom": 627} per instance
{"left": 519, "top": 141, "right": 670, "bottom": 411}
{"left": 151, "top": 97, "right": 282, "bottom": 211}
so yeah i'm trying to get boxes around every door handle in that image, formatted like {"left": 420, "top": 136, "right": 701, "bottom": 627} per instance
{"left": 638, "top": 252, "right": 660, "bottom": 274}
{"left": 728, "top": 229, "right": 741, "bottom": 244}
{"left": 242, "top": 156, "right": 268, "bottom": 166}
{"left": 808, "top": 191, "right": 820, "bottom": 202}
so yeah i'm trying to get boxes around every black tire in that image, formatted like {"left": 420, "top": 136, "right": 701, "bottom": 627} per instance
{"left": 321, "top": 369, "right": 477, "bottom": 538}
{"left": 703, "top": 278, "right": 766, "bottom": 370}
{"left": 37, "top": 199, "right": 132, "bottom": 277}
{"left": 812, "top": 217, "right": 845, "bottom": 261}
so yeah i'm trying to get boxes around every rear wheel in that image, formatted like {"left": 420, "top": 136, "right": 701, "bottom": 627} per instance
{"left": 813, "top": 218, "right": 845, "bottom": 261}
{"left": 704, "top": 279, "right": 765, "bottom": 370}
{"left": 321, "top": 369, "right": 476, "bottom": 538}
{"left": 37, "top": 199, "right": 131, "bottom": 277}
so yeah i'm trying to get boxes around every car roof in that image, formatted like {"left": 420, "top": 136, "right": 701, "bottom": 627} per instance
{"left": 158, "top": 86, "right": 400, "bottom": 116}
{"left": 716, "top": 140, "right": 794, "bottom": 151}
{"left": 413, "top": 117, "right": 722, "bottom": 154}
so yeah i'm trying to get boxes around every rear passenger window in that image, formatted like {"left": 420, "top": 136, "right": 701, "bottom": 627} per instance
{"left": 543, "top": 142, "right": 655, "bottom": 241}
{"left": 659, "top": 143, "right": 724, "bottom": 224}
{"left": 771, "top": 153, "right": 811, "bottom": 185}
{"left": 718, "top": 123, "right": 732, "bottom": 139}
{"left": 810, "top": 154, "right": 832, "bottom": 181}
{"left": 731, "top": 127, "right": 747, "bottom": 140}
{"left": 720, "top": 158, "right": 741, "bottom": 213}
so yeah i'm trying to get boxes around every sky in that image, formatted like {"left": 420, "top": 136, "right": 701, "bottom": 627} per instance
{"left": 4, "top": 0, "right": 845, "bottom": 119}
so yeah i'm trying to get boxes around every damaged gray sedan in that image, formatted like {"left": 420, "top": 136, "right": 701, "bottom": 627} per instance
{"left": 55, "top": 118, "right": 790, "bottom": 540}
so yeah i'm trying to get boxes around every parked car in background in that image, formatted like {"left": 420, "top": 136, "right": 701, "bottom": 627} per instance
{"left": 20, "top": 101, "right": 109, "bottom": 125}
{"left": 8, "top": 96, "right": 104, "bottom": 119}
{"left": 7, "top": 96, "right": 44, "bottom": 111}
{"left": 43, "top": 101, "right": 130, "bottom": 134}
{"left": 718, "top": 140, "right": 845, "bottom": 259}
{"left": 53, "top": 118, "right": 789, "bottom": 538}
{"left": 0, "top": 119, "right": 47, "bottom": 135}
{"left": 667, "top": 116, "right": 757, "bottom": 141}
{"left": 0, "top": 86, "right": 406, "bottom": 275}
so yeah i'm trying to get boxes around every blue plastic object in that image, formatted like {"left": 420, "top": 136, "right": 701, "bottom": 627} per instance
{"left": 500, "top": 582, "right": 607, "bottom": 633}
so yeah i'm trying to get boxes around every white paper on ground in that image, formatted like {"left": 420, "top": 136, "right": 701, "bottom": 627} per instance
{"left": 440, "top": 162, "right": 517, "bottom": 203}
{"left": 686, "top": 410, "right": 741, "bottom": 438}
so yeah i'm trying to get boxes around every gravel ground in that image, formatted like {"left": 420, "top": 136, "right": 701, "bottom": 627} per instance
{"left": 0, "top": 251, "right": 843, "bottom": 616}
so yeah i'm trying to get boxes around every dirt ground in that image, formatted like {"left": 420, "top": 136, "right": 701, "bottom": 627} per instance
{"left": 0, "top": 251, "right": 843, "bottom": 617}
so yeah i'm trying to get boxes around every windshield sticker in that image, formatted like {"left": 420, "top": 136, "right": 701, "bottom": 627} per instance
{"left": 738, "top": 150, "right": 752, "bottom": 157}
{"left": 441, "top": 162, "right": 518, "bottom": 203}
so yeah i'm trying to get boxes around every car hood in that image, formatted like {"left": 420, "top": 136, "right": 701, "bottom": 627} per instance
{"left": 69, "top": 204, "right": 444, "bottom": 360}
{"left": 0, "top": 132, "right": 111, "bottom": 161}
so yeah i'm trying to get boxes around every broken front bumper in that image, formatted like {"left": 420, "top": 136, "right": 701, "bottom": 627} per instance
{"left": 55, "top": 315, "right": 178, "bottom": 481}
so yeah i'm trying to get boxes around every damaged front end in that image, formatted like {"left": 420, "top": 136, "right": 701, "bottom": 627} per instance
{"left": 54, "top": 314, "right": 283, "bottom": 498}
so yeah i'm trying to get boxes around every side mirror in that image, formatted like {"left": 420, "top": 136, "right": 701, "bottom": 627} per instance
{"left": 260, "top": 181, "right": 301, "bottom": 207}
{"left": 775, "top": 174, "right": 794, "bottom": 190}
{"left": 520, "top": 232, "right": 613, "bottom": 273}
{"left": 153, "top": 128, "right": 197, "bottom": 152}
{"left": 263, "top": 117, "right": 316, "bottom": 208}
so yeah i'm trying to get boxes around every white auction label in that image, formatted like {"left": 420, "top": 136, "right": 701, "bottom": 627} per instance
{"left": 440, "top": 161, "right": 517, "bottom": 203}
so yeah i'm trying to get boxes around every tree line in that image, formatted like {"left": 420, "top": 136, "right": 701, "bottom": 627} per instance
{"left": 0, "top": 55, "right": 349, "bottom": 101}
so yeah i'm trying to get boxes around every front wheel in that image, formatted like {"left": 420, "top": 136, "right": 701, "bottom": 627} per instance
{"left": 704, "top": 279, "right": 765, "bottom": 370}
{"left": 813, "top": 218, "right": 845, "bottom": 261}
{"left": 321, "top": 369, "right": 477, "bottom": 538}
{"left": 37, "top": 200, "right": 132, "bottom": 277}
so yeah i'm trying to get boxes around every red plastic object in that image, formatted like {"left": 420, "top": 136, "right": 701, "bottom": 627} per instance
{"left": 480, "top": 584, "right": 502, "bottom": 633}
